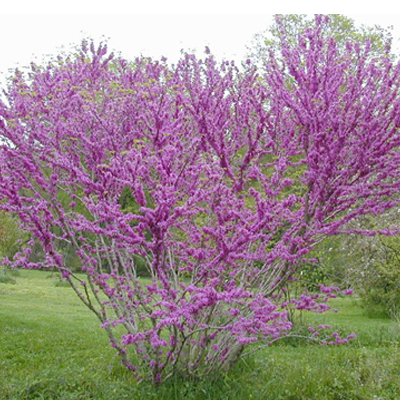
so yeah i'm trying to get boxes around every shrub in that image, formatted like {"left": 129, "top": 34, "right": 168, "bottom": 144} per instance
{"left": 1, "top": 16, "right": 400, "bottom": 383}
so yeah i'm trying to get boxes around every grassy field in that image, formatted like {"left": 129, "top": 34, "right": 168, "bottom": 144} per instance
{"left": 1, "top": 270, "right": 400, "bottom": 400}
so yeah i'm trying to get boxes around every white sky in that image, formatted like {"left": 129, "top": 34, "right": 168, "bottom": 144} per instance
{"left": 1, "top": 2, "right": 400, "bottom": 87}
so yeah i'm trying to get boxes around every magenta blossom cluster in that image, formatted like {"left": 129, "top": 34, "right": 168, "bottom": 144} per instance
{"left": 1, "top": 16, "right": 400, "bottom": 383}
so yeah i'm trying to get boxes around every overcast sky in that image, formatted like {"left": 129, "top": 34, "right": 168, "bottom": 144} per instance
{"left": 1, "top": 2, "right": 400, "bottom": 87}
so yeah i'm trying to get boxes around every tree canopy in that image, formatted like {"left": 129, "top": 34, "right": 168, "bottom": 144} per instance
{"left": 248, "top": 14, "right": 395, "bottom": 69}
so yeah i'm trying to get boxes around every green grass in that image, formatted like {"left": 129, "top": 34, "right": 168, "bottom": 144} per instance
{"left": 1, "top": 270, "right": 400, "bottom": 399}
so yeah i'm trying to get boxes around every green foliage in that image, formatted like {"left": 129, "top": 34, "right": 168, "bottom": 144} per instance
{"left": 0, "top": 210, "right": 27, "bottom": 281}
{"left": 118, "top": 186, "right": 153, "bottom": 277}
{"left": 353, "top": 234, "right": 400, "bottom": 318}
{"left": 291, "top": 261, "right": 330, "bottom": 293}
{"left": 316, "top": 211, "right": 400, "bottom": 319}
{"left": 283, "top": 236, "right": 349, "bottom": 301}
{"left": 308, "top": 235, "right": 350, "bottom": 288}
{"left": 299, "top": 224, "right": 400, "bottom": 319}
{"left": 0, "top": 210, "right": 28, "bottom": 259}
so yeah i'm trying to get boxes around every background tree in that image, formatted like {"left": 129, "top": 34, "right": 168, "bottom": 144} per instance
{"left": 248, "top": 14, "right": 394, "bottom": 70}
{"left": 0, "top": 210, "right": 28, "bottom": 283}
{"left": 327, "top": 210, "right": 400, "bottom": 318}
{"left": 0, "top": 211, "right": 26, "bottom": 259}
{"left": 1, "top": 17, "right": 400, "bottom": 383}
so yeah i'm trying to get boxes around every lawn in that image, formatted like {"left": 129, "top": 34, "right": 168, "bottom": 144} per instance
{"left": 1, "top": 270, "right": 400, "bottom": 399}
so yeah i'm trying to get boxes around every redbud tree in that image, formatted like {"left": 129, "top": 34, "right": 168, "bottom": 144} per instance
{"left": 1, "top": 16, "right": 400, "bottom": 383}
